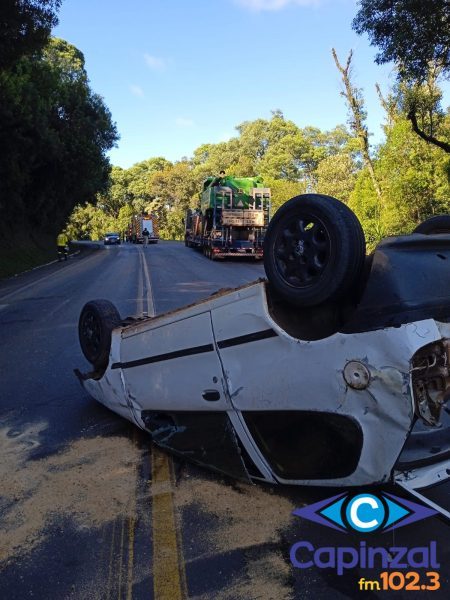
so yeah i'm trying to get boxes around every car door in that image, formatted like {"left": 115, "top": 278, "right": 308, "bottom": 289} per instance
{"left": 210, "top": 283, "right": 443, "bottom": 487}
{"left": 117, "top": 309, "right": 251, "bottom": 480}
{"left": 119, "top": 310, "right": 231, "bottom": 414}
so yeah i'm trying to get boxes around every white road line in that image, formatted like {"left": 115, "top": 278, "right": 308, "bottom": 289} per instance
{"left": 0, "top": 248, "right": 100, "bottom": 302}
{"left": 0, "top": 267, "right": 67, "bottom": 302}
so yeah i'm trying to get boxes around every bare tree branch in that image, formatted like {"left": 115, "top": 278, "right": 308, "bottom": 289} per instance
{"left": 332, "top": 48, "right": 382, "bottom": 200}
{"left": 408, "top": 108, "right": 450, "bottom": 153}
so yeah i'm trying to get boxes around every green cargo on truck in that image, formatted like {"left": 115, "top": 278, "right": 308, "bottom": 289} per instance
{"left": 185, "top": 175, "right": 271, "bottom": 260}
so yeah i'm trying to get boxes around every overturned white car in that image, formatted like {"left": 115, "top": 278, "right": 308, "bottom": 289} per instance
{"left": 76, "top": 195, "right": 450, "bottom": 516}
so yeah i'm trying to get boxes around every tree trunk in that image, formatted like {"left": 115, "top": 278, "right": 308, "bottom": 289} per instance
{"left": 332, "top": 48, "right": 382, "bottom": 200}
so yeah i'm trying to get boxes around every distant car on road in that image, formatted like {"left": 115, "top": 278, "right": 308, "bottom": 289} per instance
{"left": 104, "top": 233, "right": 121, "bottom": 245}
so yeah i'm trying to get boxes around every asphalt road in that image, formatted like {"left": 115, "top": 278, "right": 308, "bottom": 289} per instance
{"left": 0, "top": 241, "right": 449, "bottom": 600}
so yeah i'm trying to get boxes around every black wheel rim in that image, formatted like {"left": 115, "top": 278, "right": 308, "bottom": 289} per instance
{"left": 81, "top": 310, "right": 101, "bottom": 359}
{"left": 273, "top": 212, "right": 331, "bottom": 288}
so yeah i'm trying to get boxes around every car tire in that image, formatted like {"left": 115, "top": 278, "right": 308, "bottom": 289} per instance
{"left": 413, "top": 215, "right": 450, "bottom": 234}
{"left": 263, "top": 193, "right": 366, "bottom": 307}
{"left": 78, "top": 299, "right": 121, "bottom": 370}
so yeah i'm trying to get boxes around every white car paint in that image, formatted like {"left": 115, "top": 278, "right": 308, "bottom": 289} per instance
{"left": 81, "top": 280, "right": 450, "bottom": 493}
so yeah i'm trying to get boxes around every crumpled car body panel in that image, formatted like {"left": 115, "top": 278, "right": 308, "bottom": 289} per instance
{"left": 79, "top": 234, "right": 450, "bottom": 519}
{"left": 81, "top": 278, "right": 448, "bottom": 487}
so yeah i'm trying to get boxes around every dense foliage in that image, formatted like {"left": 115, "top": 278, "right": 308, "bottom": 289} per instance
{"left": 353, "top": 0, "right": 450, "bottom": 153}
{"left": 0, "top": 0, "right": 61, "bottom": 69}
{"left": 0, "top": 38, "right": 118, "bottom": 244}
{"left": 67, "top": 99, "right": 450, "bottom": 249}
{"left": 0, "top": 1, "right": 118, "bottom": 257}
{"left": 353, "top": 0, "right": 450, "bottom": 82}
{"left": 3, "top": 1, "right": 450, "bottom": 262}
{"left": 67, "top": 113, "right": 358, "bottom": 241}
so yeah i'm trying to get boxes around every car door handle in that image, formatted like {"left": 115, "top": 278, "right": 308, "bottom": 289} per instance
{"left": 202, "top": 389, "right": 221, "bottom": 401}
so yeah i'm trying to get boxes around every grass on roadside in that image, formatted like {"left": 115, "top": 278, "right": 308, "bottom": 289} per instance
{"left": 0, "top": 244, "right": 57, "bottom": 280}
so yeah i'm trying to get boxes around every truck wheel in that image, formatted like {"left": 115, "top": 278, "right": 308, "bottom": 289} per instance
{"left": 413, "top": 215, "right": 450, "bottom": 234}
{"left": 263, "top": 194, "right": 365, "bottom": 307}
{"left": 78, "top": 300, "right": 121, "bottom": 370}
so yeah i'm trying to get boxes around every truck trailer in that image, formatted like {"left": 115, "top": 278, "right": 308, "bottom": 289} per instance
{"left": 129, "top": 214, "right": 159, "bottom": 244}
{"left": 185, "top": 175, "right": 271, "bottom": 260}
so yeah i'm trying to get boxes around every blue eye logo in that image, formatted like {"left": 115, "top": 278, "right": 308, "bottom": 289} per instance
{"left": 293, "top": 492, "right": 437, "bottom": 533}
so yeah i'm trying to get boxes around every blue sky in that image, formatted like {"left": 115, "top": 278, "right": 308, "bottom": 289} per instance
{"left": 54, "top": 0, "right": 447, "bottom": 168}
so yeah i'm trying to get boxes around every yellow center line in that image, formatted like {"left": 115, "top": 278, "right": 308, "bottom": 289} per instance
{"left": 139, "top": 239, "right": 184, "bottom": 597}
{"left": 117, "top": 516, "right": 125, "bottom": 599}
{"left": 126, "top": 428, "right": 138, "bottom": 600}
{"left": 126, "top": 514, "right": 136, "bottom": 600}
{"left": 106, "top": 520, "right": 117, "bottom": 599}
{"left": 151, "top": 447, "right": 185, "bottom": 600}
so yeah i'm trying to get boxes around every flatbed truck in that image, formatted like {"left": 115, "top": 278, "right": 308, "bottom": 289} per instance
{"left": 185, "top": 175, "right": 271, "bottom": 260}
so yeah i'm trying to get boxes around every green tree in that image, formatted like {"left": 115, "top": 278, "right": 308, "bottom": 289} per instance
{"left": 348, "top": 169, "right": 383, "bottom": 249}
{"left": 0, "top": 36, "right": 118, "bottom": 249}
{"left": 238, "top": 111, "right": 299, "bottom": 163}
{"left": 158, "top": 206, "right": 185, "bottom": 241}
{"left": 65, "top": 115, "right": 360, "bottom": 242}
{"left": 0, "top": 0, "right": 61, "bottom": 68}
{"left": 148, "top": 161, "right": 196, "bottom": 210}
{"left": 316, "top": 153, "right": 358, "bottom": 203}
{"left": 349, "top": 115, "right": 450, "bottom": 249}
{"left": 145, "top": 161, "right": 197, "bottom": 238}
{"left": 332, "top": 48, "right": 382, "bottom": 199}
{"left": 376, "top": 117, "right": 450, "bottom": 233}
{"left": 263, "top": 177, "right": 306, "bottom": 213}
{"left": 116, "top": 204, "right": 135, "bottom": 237}
{"left": 66, "top": 204, "right": 115, "bottom": 241}
{"left": 353, "top": 0, "right": 450, "bottom": 82}
{"left": 192, "top": 138, "right": 244, "bottom": 175}
{"left": 127, "top": 157, "right": 171, "bottom": 212}
{"left": 97, "top": 166, "right": 132, "bottom": 218}
{"left": 353, "top": 0, "right": 450, "bottom": 153}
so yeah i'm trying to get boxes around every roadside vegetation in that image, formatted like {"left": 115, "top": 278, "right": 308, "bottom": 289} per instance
{"left": 2, "top": 1, "right": 450, "bottom": 277}
{"left": 69, "top": 85, "right": 450, "bottom": 249}
{"left": 67, "top": 0, "right": 450, "bottom": 248}
{"left": 0, "top": 1, "right": 118, "bottom": 277}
